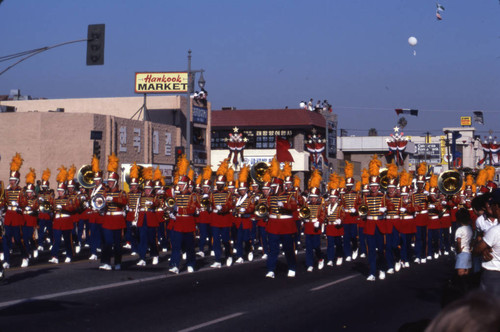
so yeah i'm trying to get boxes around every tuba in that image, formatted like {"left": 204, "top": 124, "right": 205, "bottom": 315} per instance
{"left": 165, "top": 197, "right": 176, "bottom": 209}
{"left": 200, "top": 197, "right": 210, "bottom": 210}
{"left": 379, "top": 168, "right": 389, "bottom": 192}
{"left": 251, "top": 162, "right": 269, "bottom": 185}
{"left": 77, "top": 165, "right": 95, "bottom": 189}
{"left": 438, "top": 170, "right": 463, "bottom": 196}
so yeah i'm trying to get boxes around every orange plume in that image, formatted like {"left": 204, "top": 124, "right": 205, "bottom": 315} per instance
{"left": 143, "top": 167, "right": 153, "bottom": 181}
{"left": 270, "top": 157, "right": 280, "bottom": 179}
{"left": 202, "top": 165, "right": 212, "bottom": 180}
{"left": 486, "top": 166, "right": 496, "bottom": 182}
{"left": 130, "top": 162, "right": 140, "bottom": 179}
{"left": 56, "top": 166, "right": 67, "bottom": 184}
{"left": 67, "top": 164, "right": 76, "bottom": 182}
{"left": 369, "top": 155, "right": 382, "bottom": 177}
{"left": 216, "top": 159, "right": 229, "bottom": 176}
{"left": 293, "top": 175, "right": 300, "bottom": 188}
{"left": 430, "top": 174, "right": 438, "bottom": 188}
{"left": 42, "top": 168, "right": 51, "bottom": 182}
{"left": 309, "top": 169, "right": 322, "bottom": 189}
{"left": 417, "top": 162, "right": 427, "bottom": 176}
{"left": 26, "top": 168, "right": 36, "bottom": 185}
{"left": 91, "top": 155, "right": 100, "bottom": 173}
{"left": 226, "top": 167, "right": 235, "bottom": 182}
{"left": 188, "top": 168, "right": 195, "bottom": 181}
{"left": 476, "top": 169, "right": 487, "bottom": 187}
{"left": 361, "top": 168, "right": 369, "bottom": 185}
{"left": 345, "top": 161, "right": 354, "bottom": 178}
{"left": 239, "top": 165, "right": 250, "bottom": 183}
{"left": 283, "top": 162, "right": 292, "bottom": 178}
{"left": 387, "top": 162, "right": 398, "bottom": 180}
{"left": 10, "top": 153, "right": 23, "bottom": 172}
{"left": 355, "top": 181, "right": 361, "bottom": 192}
{"left": 107, "top": 153, "right": 119, "bottom": 173}
{"left": 154, "top": 166, "right": 163, "bottom": 181}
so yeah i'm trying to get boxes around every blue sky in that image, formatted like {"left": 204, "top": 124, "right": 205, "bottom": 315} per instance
{"left": 0, "top": 0, "right": 499, "bottom": 136}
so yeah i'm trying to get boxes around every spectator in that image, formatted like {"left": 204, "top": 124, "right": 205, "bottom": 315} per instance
{"left": 424, "top": 291, "right": 500, "bottom": 332}
{"left": 455, "top": 208, "right": 473, "bottom": 277}
{"left": 474, "top": 189, "right": 500, "bottom": 299}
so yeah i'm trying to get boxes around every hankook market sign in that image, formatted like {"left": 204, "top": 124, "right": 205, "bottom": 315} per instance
{"left": 135, "top": 72, "right": 188, "bottom": 93}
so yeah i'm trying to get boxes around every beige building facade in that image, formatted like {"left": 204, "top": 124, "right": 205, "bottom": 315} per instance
{"left": 0, "top": 95, "right": 211, "bottom": 188}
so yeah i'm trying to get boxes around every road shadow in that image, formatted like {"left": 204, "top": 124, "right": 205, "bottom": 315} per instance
{"left": 2, "top": 267, "right": 58, "bottom": 284}
{"left": 0, "top": 299, "right": 83, "bottom": 316}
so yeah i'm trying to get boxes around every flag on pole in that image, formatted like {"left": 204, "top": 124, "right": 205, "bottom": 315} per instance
{"left": 436, "top": 3, "right": 445, "bottom": 12}
{"left": 395, "top": 109, "right": 418, "bottom": 116}
{"left": 473, "top": 111, "right": 484, "bottom": 125}
{"left": 275, "top": 136, "right": 294, "bottom": 162}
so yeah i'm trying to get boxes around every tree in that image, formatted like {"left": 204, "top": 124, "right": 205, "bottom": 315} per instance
{"left": 368, "top": 128, "right": 378, "bottom": 136}
{"left": 398, "top": 117, "right": 408, "bottom": 129}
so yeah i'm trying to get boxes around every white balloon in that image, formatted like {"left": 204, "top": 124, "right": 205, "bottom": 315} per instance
{"left": 408, "top": 36, "right": 418, "bottom": 46}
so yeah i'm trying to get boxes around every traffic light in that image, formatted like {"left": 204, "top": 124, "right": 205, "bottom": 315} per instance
{"left": 175, "top": 146, "right": 185, "bottom": 165}
{"left": 93, "top": 140, "right": 101, "bottom": 160}
{"left": 86, "top": 24, "right": 105, "bottom": 65}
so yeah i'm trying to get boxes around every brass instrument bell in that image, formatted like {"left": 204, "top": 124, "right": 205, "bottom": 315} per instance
{"left": 77, "top": 165, "right": 95, "bottom": 189}
{"left": 438, "top": 170, "right": 463, "bottom": 196}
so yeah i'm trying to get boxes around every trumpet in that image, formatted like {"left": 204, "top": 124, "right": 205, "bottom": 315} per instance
{"left": 165, "top": 197, "right": 176, "bottom": 209}
{"left": 357, "top": 204, "right": 368, "bottom": 218}
{"left": 200, "top": 197, "right": 210, "bottom": 210}
{"left": 39, "top": 199, "right": 52, "bottom": 214}
{"left": 254, "top": 202, "right": 269, "bottom": 218}
{"left": 299, "top": 206, "right": 311, "bottom": 219}
{"left": 91, "top": 194, "right": 107, "bottom": 212}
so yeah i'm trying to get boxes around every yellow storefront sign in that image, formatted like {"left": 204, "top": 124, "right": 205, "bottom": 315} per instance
{"left": 135, "top": 72, "right": 188, "bottom": 93}
{"left": 460, "top": 116, "right": 472, "bottom": 126}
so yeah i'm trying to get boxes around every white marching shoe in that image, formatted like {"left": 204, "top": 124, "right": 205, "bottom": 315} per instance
{"left": 64, "top": 257, "right": 71, "bottom": 263}
{"left": 387, "top": 268, "right": 395, "bottom": 275}
{"left": 152, "top": 256, "right": 159, "bottom": 265}
{"left": 196, "top": 251, "right": 205, "bottom": 258}
{"left": 266, "top": 271, "right": 275, "bottom": 278}
{"left": 21, "top": 258, "right": 29, "bottom": 268}
{"left": 421, "top": 258, "right": 427, "bottom": 264}
{"left": 366, "top": 274, "right": 376, "bottom": 281}
{"left": 48, "top": 257, "right": 59, "bottom": 264}
{"left": 89, "top": 254, "right": 98, "bottom": 261}
{"left": 187, "top": 266, "right": 194, "bottom": 273}
{"left": 210, "top": 262, "right": 222, "bottom": 268}
{"left": 226, "top": 257, "right": 233, "bottom": 267}
{"left": 33, "top": 250, "right": 39, "bottom": 258}
{"left": 327, "top": 260, "right": 334, "bottom": 266}
{"left": 262, "top": 254, "right": 268, "bottom": 260}
{"left": 248, "top": 252, "right": 254, "bottom": 262}
{"left": 395, "top": 261, "right": 401, "bottom": 272}
{"left": 336, "top": 257, "right": 343, "bottom": 266}
{"left": 404, "top": 261, "right": 410, "bottom": 268}
{"left": 75, "top": 245, "right": 81, "bottom": 254}
{"left": 318, "top": 259, "right": 325, "bottom": 270}
{"left": 360, "top": 253, "right": 366, "bottom": 258}
{"left": 182, "top": 252, "right": 187, "bottom": 260}
{"left": 235, "top": 257, "right": 244, "bottom": 264}
{"left": 345, "top": 256, "right": 352, "bottom": 262}
{"left": 307, "top": 266, "right": 314, "bottom": 272}
{"left": 287, "top": 270, "right": 296, "bottom": 278}
{"left": 136, "top": 260, "right": 146, "bottom": 266}
{"left": 379, "top": 271, "right": 386, "bottom": 280}
{"left": 352, "top": 249, "right": 359, "bottom": 260}
{"left": 99, "top": 264, "right": 112, "bottom": 271}
{"left": 169, "top": 266, "right": 179, "bottom": 274}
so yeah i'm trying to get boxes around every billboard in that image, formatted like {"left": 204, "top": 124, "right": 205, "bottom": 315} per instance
{"left": 135, "top": 72, "right": 188, "bottom": 93}
{"left": 460, "top": 116, "right": 472, "bottom": 126}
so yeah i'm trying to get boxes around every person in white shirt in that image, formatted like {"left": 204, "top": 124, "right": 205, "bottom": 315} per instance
{"left": 474, "top": 189, "right": 500, "bottom": 299}
{"left": 454, "top": 208, "right": 473, "bottom": 275}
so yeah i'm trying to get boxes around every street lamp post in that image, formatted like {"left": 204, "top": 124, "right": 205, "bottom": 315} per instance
{"left": 186, "top": 50, "right": 205, "bottom": 161}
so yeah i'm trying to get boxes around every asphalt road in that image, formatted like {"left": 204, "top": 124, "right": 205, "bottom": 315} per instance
{"left": 0, "top": 246, "right": 458, "bottom": 332}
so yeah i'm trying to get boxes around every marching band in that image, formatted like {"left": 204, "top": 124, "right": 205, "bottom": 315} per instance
{"left": 0, "top": 151, "right": 497, "bottom": 282}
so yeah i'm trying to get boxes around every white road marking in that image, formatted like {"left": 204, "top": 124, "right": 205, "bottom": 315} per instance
{"left": 0, "top": 274, "right": 167, "bottom": 309}
{"left": 310, "top": 274, "right": 359, "bottom": 291}
{"left": 177, "top": 312, "right": 245, "bottom": 332}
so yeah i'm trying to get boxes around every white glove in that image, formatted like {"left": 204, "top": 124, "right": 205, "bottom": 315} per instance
{"left": 278, "top": 201, "right": 284, "bottom": 207}
{"left": 169, "top": 213, "right": 176, "bottom": 220}
{"left": 441, "top": 201, "right": 447, "bottom": 205}
{"left": 11, "top": 201, "right": 18, "bottom": 207}
{"left": 334, "top": 219, "right": 341, "bottom": 225}
{"left": 400, "top": 207, "right": 407, "bottom": 213}
{"left": 106, "top": 196, "right": 113, "bottom": 202}
{"left": 313, "top": 221, "right": 320, "bottom": 228}
{"left": 239, "top": 208, "right": 246, "bottom": 213}
{"left": 25, "top": 206, "right": 32, "bottom": 212}
{"left": 428, "top": 204, "right": 435, "bottom": 209}
{"left": 146, "top": 200, "right": 153, "bottom": 206}
{"left": 254, "top": 196, "right": 260, "bottom": 202}
{"left": 132, "top": 221, "right": 138, "bottom": 227}
{"left": 56, "top": 204, "right": 63, "bottom": 210}
{"left": 379, "top": 207, "right": 387, "bottom": 213}
{"left": 423, "top": 191, "right": 429, "bottom": 195}
{"left": 350, "top": 208, "right": 356, "bottom": 213}
{"left": 216, "top": 205, "right": 222, "bottom": 210}
{"left": 83, "top": 202, "right": 90, "bottom": 208}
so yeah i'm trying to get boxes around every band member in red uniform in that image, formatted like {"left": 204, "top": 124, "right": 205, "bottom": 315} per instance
{"left": 37, "top": 168, "right": 54, "bottom": 250}
{"left": 66, "top": 165, "right": 81, "bottom": 254}
{"left": 398, "top": 170, "right": 416, "bottom": 268}
{"left": 89, "top": 155, "right": 105, "bottom": 261}
{"left": 49, "top": 166, "right": 77, "bottom": 264}
{"left": 136, "top": 176, "right": 160, "bottom": 266}
{"left": 210, "top": 159, "right": 234, "bottom": 268}
{"left": 427, "top": 175, "right": 442, "bottom": 261}
{"left": 2, "top": 153, "right": 27, "bottom": 269}
{"left": 20, "top": 168, "right": 39, "bottom": 267}
{"left": 265, "top": 158, "right": 299, "bottom": 278}
{"left": 384, "top": 163, "right": 401, "bottom": 273}
{"left": 324, "top": 179, "right": 345, "bottom": 267}
{"left": 125, "top": 163, "right": 141, "bottom": 255}
{"left": 100, "top": 154, "right": 128, "bottom": 271}
{"left": 342, "top": 161, "right": 359, "bottom": 261}
{"left": 357, "top": 169, "right": 370, "bottom": 259}
{"left": 255, "top": 174, "right": 272, "bottom": 259}
{"left": 361, "top": 156, "right": 391, "bottom": 281}
{"left": 153, "top": 167, "right": 168, "bottom": 253}
{"left": 414, "top": 162, "right": 429, "bottom": 264}
{"left": 196, "top": 165, "right": 213, "bottom": 257}
{"left": 234, "top": 166, "right": 255, "bottom": 263}
{"left": 303, "top": 170, "right": 325, "bottom": 272}
{"left": 169, "top": 157, "right": 198, "bottom": 274}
